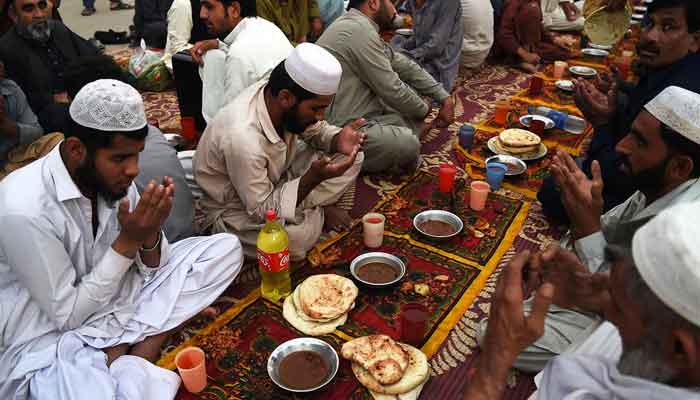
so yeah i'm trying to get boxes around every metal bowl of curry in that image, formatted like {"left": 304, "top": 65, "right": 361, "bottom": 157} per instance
{"left": 413, "top": 210, "right": 463, "bottom": 240}
{"left": 350, "top": 252, "right": 406, "bottom": 288}
{"left": 267, "top": 337, "right": 339, "bottom": 392}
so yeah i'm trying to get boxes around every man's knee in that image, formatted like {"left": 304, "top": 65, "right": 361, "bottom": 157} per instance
{"left": 362, "top": 128, "right": 420, "bottom": 173}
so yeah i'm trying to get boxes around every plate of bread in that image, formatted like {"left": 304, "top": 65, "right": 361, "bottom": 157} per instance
{"left": 488, "top": 129, "right": 548, "bottom": 161}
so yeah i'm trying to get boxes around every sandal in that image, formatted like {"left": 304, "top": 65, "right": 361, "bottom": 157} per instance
{"left": 81, "top": 7, "right": 96, "bottom": 16}
{"left": 110, "top": 1, "right": 134, "bottom": 10}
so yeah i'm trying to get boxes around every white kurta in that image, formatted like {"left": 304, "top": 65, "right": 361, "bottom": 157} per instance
{"left": 162, "top": 0, "right": 193, "bottom": 72}
{"left": 541, "top": 0, "right": 585, "bottom": 32}
{"left": 537, "top": 355, "right": 700, "bottom": 399}
{"left": 460, "top": 0, "right": 494, "bottom": 68}
{"left": 0, "top": 145, "right": 244, "bottom": 399}
{"left": 200, "top": 17, "right": 293, "bottom": 122}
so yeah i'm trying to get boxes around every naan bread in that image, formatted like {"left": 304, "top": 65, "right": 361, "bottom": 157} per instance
{"left": 351, "top": 344, "right": 429, "bottom": 395}
{"left": 342, "top": 335, "right": 410, "bottom": 386}
{"left": 499, "top": 129, "right": 541, "bottom": 148}
{"left": 282, "top": 294, "right": 347, "bottom": 336}
{"left": 291, "top": 286, "right": 339, "bottom": 323}
{"left": 495, "top": 139, "right": 541, "bottom": 155}
{"left": 369, "top": 375, "right": 429, "bottom": 400}
{"left": 584, "top": 5, "right": 631, "bottom": 46}
{"left": 298, "top": 274, "right": 358, "bottom": 320}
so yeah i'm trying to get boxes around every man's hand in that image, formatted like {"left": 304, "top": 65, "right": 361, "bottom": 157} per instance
{"left": 483, "top": 251, "right": 555, "bottom": 367}
{"left": 53, "top": 92, "right": 70, "bottom": 104}
{"left": 332, "top": 118, "right": 366, "bottom": 156}
{"left": 116, "top": 178, "right": 174, "bottom": 253}
{"left": 189, "top": 39, "right": 219, "bottom": 65}
{"left": 550, "top": 151, "right": 604, "bottom": 239}
{"left": 574, "top": 77, "right": 618, "bottom": 126}
{"left": 435, "top": 96, "right": 455, "bottom": 128}
{"left": 309, "top": 145, "right": 360, "bottom": 181}
{"left": 518, "top": 48, "right": 541, "bottom": 66}
{"left": 529, "top": 245, "right": 611, "bottom": 312}
{"left": 560, "top": 2, "right": 579, "bottom": 21}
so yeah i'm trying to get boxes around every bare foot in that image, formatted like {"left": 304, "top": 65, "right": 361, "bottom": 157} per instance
{"left": 129, "top": 331, "right": 172, "bottom": 363}
{"left": 323, "top": 206, "right": 352, "bottom": 232}
{"left": 517, "top": 62, "right": 538, "bottom": 74}
{"left": 104, "top": 343, "right": 129, "bottom": 366}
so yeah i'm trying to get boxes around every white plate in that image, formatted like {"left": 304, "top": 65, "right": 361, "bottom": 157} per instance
{"left": 569, "top": 66, "right": 598, "bottom": 77}
{"left": 556, "top": 80, "right": 575, "bottom": 91}
{"left": 487, "top": 137, "right": 548, "bottom": 161}
{"left": 589, "top": 43, "right": 613, "bottom": 50}
{"left": 395, "top": 28, "right": 413, "bottom": 36}
{"left": 582, "top": 48, "right": 609, "bottom": 57}
{"left": 519, "top": 115, "right": 555, "bottom": 130}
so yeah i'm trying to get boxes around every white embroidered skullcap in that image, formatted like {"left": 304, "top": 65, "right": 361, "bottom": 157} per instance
{"left": 69, "top": 79, "right": 147, "bottom": 132}
{"left": 284, "top": 42, "right": 342, "bottom": 96}
{"left": 632, "top": 201, "right": 700, "bottom": 328}
{"left": 644, "top": 86, "right": 700, "bottom": 145}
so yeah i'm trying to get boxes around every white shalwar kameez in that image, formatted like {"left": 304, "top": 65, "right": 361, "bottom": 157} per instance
{"left": 0, "top": 145, "right": 244, "bottom": 399}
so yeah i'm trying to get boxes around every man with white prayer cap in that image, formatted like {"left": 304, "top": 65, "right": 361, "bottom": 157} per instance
{"left": 0, "top": 79, "right": 244, "bottom": 400}
{"left": 463, "top": 201, "right": 700, "bottom": 400}
{"left": 486, "top": 85, "right": 700, "bottom": 373}
{"left": 194, "top": 43, "right": 366, "bottom": 260}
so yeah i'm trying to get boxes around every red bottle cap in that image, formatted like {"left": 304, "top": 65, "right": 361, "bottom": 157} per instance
{"left": 265, "top": 209, "right": 277, "bottom": 221}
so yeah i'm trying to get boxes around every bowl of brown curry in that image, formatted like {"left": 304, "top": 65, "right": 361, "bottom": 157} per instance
{"left": 267, "top": 337, "right": 339, "bottom": 392}
{"left": 350, "top": 252, "right": 406, "bottom": 288}
{"left": 413, "top": 210, "right": 463, "bottom": 240}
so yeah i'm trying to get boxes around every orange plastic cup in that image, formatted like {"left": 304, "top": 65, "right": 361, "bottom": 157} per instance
{"left": 494, "top": 101, "right": 510, "bottom": 126}
{"left": 470, "top": 181, "right": 490, "bottom": 211}
{"left": 175, "top": 347, "right": 207, "bottom": 393}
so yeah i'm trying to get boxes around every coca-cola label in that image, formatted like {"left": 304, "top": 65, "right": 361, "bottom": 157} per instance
{"left": 257, "top": 248, "right": 290, "bottom": 273}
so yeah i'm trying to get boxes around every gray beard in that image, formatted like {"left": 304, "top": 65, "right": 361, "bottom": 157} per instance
{"left": 617, "top": 345, "right": 676, "bottom": 383}
{"left": 18, "top": 20, "right": 52, "bottom": 43}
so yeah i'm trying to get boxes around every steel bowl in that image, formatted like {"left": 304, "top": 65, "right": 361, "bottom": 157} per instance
{"left": 582, "top": 48, "right": 610, "bottom": 57}
{"left": 267, "top": 338, "right": 339, "bottom": 393}
{"left": 350, "top": 252, "right": 406, "bottom": 288}
{"left": 569, "top": 66, "right": 597, "bottom": 78}
{"left": 413, "top": 210, "right": 463, "bottom": 240}
{"left": 485, "top": 155, "right": 527, "bottom": 176}
{"left": 163, "top": 133, "right": 184, "bottom": 147}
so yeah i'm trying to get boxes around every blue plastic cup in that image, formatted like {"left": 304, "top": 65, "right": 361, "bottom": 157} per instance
{"left": 459, "top": 124, "right": 476, "bottom": 149}
{"left": 486, "top": 162, "right": 508, "bottom": 190}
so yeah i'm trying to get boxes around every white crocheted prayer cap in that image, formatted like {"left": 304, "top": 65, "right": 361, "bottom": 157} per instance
{"left": 644, "top": 86, "right": 700, "bottom": 145}
{"left": 285, "top": 42, "right": 342, "bottom": 96}
{"left": 69, "top": 79, "right": 147, "bottom": 132}
{"left": 632, "top": 201, "right": 700, "bottom": 328}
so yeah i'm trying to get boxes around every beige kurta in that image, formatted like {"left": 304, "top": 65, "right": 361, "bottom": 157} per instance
{"left": 194, "top": 79, "right": 362, "bottom": 260}
{"left": 317, "top": 9, "right": 449, "bottom": 173}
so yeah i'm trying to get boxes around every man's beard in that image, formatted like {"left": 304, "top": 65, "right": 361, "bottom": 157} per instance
{"left": 622, "top": 156, "right": 669, "bottom": 199}
{"left": 17, "top": 19, "right": 52, "bottom": 43}
{"left": 618, "top": 341, "right": 676, "bottom": 383}
{"left": 282, "top": 103, "right": 308, "bottom": 134}
{"left": 74, "top": 156, "right": 128, "bottom": 203}
{"left": 375, "top": 1, "right": 394, "bottom": 31}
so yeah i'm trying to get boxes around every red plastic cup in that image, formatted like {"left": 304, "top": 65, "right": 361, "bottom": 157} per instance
{"left": 175, "top": 347, "right": 207, "bottom": 393}
{"left": 401, "top": 303, "right": 428, "bottom": 347}
{"left": 438, "top": 164, "right": 458, "bottom": 193}
{"left": 494, "top": 101, "right": 510, "bottom": 126}
{"left": 529, "top": 76, "right": 544, "bottom": 96}
{"left": 530, "top": 119, "right": 545, "bottom": 135}
{"left": 181, "top": 116, "right": 196, "bottom": 141}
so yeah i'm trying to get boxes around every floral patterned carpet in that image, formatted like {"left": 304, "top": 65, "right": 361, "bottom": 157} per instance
{"left": 110, "top": 45, "right": 571, "bottom": 399}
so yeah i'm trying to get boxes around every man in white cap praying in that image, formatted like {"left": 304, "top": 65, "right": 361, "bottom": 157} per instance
{"left": 496, "top": 85, "right": 700, "bottom": 373}
{"left": 0, "top": 79, "right": 244, "bottom": 400}
{"left": 463, "top": 201, "right": 700, "bottom": 399}
{"left": 194, "top": 43, "right": 365, "bottom": 260}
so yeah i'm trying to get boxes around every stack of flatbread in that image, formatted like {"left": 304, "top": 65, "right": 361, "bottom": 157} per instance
{"left": 341, "top": 335, "right": 430, "bottom": 400}
{"left": 282, "top": 274, "right": 358, "bottom": 336}
{"left": 494, "top": 128, "right": 542, "bottom": 156}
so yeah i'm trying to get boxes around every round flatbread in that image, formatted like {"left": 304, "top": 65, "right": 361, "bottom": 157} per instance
{"left": 494, "top": 138, "right": 540, "bottom": 155}
{"left": 499, "top": 129, "right": 541, "bottom": 148}
{"left": 351, "top": 344, "right": 429, "bottom": 395}
{"left": 369, "top": 375, "right": 429, "bottom": 400}
{"left": 584, "top": 5, "right": 631, "bottom": 46}
{"left": 291, "top": 286, "right": 339, "bottom": 323}
{"left": 342, "top": 335, "right": 410, "bottom": 385}
{"left": 298, "top": 274, "right": 358, "bottom": 320}
{"left": 282, "top": 294, "right": 347, "bottom": 336}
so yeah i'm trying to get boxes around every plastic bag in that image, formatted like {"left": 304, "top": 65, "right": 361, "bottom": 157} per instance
{"left": 128, "top": 39, "right": 174, "bottom": 92}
